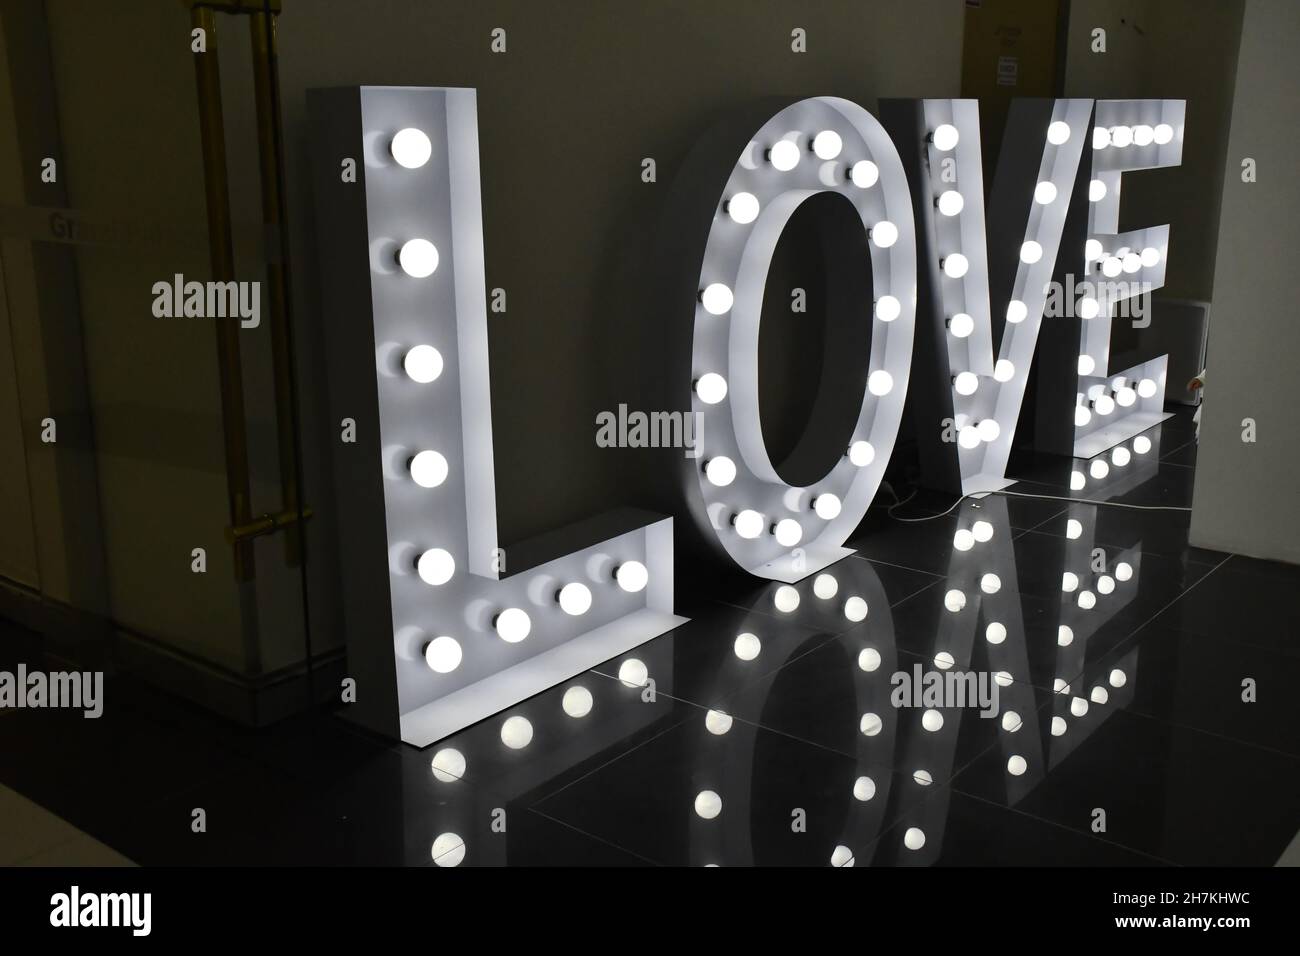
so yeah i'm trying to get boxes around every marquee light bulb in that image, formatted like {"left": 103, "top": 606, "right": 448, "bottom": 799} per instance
{"left": 391, "top": 127, "right": 432, "bottom": 168}
{"left": 867, "top": 370, "right": 893, "bottom": 396}
{"left": 1102, "top": 256, "right": 1123, "bottom": 278}
{"left": 986, "top": 622, "right": 1007, "bottom": 644}
{"left": 1122, "top": 252, "right": 1141, "bottom": 274}
{"left": 1092, "top": 126, "right": 1111, "bottom": 150}
{"left": 942, "top": 253, "right": 969, "bottom": 278}
{"left": 773, "top": 518, "right": 803, "bottom": 547}
{"left": 1075, "top": 404, "right": 1091, "bottom": 427}
{"left": 398, "top": 238, "right": 439, "bottom": 277}
{"left": 1078, "top": 590, "right": 1097, "bottom": 610}
{"left": 618, "top": 657, "right": 649, "bottom": 686}
{"left": 1006, "top": 299, "right": 1028, "bottom": 323}
{"left": 1008, "top": 755, "right": 1028, "bottom": 776}
{"left": 812, "top": 130, "right": 843, "bottom": 160}
{"left": 614, "top": 560, "right": 648, "bottom": 593}
{"left": 848, "top": 440, "right": 875, "bottom": 466}
{"left": 1133, "top": 435, "right": 1152, "bottom": 455}
{"left": 971, "top": 519, "right": 993, "bottom": 542}
{"left": 1115, "top": 561, "right": 1133, "bottom": 582}
{"left": 704, "top": 456, "right": 736, "bottom": 487}
{"left": 773, "top": 584, "right": 800, "bottom": 612}
{"left": 417, "top": 548, "right": 455, "bottom": 586}
{"left": 430, "top": 748, "right": 466, "bottom": 782}
{"left": 980, "top": 572, "right": 1001, "bottom": 594}
{"left": 875, "top": 295, "right": 901, "bottom": 322}
{"left": 768, "top": 139, "right": 800, "bottom": 171}
{"left": 844, "top": 596, "right": 868, "bottom": 622}
{"left": 813, "top": 573, "right": 838, "bottom": 599}
{"left": 431, "top": 832, "right": 466, "bottom": 866}
{"left": 733, "top": 632, "right": 761, "bottom": 660}
{"left": 1089, "top": 179, "right": 1107, "bottom": 202}
{"left": 694, "top": 372, "right": 728, "bottom": 404}
{"left": 953, "top": 528, "right": 974, "bottom": 551}
{"left": 1047, "top": 120, "right": 1071, "bottom": 145}
{"left": 1133, "top": 124, "right": 1154, "bottom": 147}
{"left": 1085, "top": 238, "right": 1104, "bottom": 260}
{"left": 937, "top": 190, "right": 964, "bottom": 216}
{"left": 870, "top": 220, "right": 899, "bottom": 248}
{"left": 403, "top": 344, "right": 443, "bottom": 383}
{"left": 813, "top": 493, "right": 842, "bottom": 520}
{"left": 1066, "top": 518, "right": 1082, "bottom": 539}
{"left": 562, "top": 685, "right": 594, "bottom": 718}
{"left": 931, "top": 124, "right": 959, "bottom": 151}
{"left": 1140, "top": 246, "right": 1161, "bottom": 268}
{"left": 423, "top": 636, "right": 462, "bottom": 674}
{"left": 947, "top": 312, "right": 974, "bottom": 338}
{"left": 1094, "top": 394, "right": 1115, "bottom": 416}
{"left": 1089, "top": 459, "right": 1109, "bottom": 479}
{"left": 994, "top": 359, "right": 1015, "bottom": 383}
{"left": 1071, "top": 470, "right": 1085, "bottom": 490}
{"left": 958, "top": 425, "right": 979, "bottom": 450}
{"left": 850, "top": 159, "right": 879, "bottom": 188}
{"left": 1078, "top": 354, "right": 1096, "bottom": 376}
{"left": 1098, "top": 574, "right": 1116, "bottom": 595}
{"left": 1020, "top": 240, "right": 1043, "bottom": 264}
{"left": 500, "top": 715, "right": 534, "bottom": 749}
{"left": 922, "top": 709, "right": 944, "bottom": 732}
{"left": 409, "top": 450, "right": 449, "bottom": 488}
{"left": 1137, "top": 378, "right": 1158, "bottom": 398}
{"left": 557, "top": 582, "right": 592, "bottom": 616}
{"left": 495, "top": 607, "right": 531, "bottom": 643}
{"left": 977, "top": 418, "right": 1000, "bottom": 442}
{"left": 1154, "top": 123, "right": 1174, "bottom": 145}
{"left": 1117, "top": 386, "right": 1136, "bottom": 407}
{"left": 1033, "top": 181, "right": 1058, "bottom": 205}
{"left": 700, "top": 282, "right": 734, "bottom": 315}
{"left": 1062, "top": 571, "right": 1079, "bottom": 592}
{"left": 1078, "top": 297, "right": 1100, "bottom": 320}
{"left": 734, "top": 509, "right": 764, "bottom": 539}
{"left": 725, "top": 191, "right": 760, "bottom": 224}
{"left": 944, "top": 589, "right": 966, "bottom": 612}
{"left": 705, "top": 709, "right": 733, "bottom": 735}
{"left": 853, "top": 776, "right": 876, "bottom": 801}
{"left": 1111, "top": 125, "right": 1133, "bottom": 148}
{"left": 953, "top": 371, "right": 978, "bottom": 396}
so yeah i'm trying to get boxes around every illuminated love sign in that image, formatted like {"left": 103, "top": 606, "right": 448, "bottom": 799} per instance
{"left": 309, "top": 87, "right": 1182, "bottom": 746}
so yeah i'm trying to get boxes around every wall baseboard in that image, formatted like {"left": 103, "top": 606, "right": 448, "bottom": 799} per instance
{"left": 0, "top": 577, "right": 344, "bottom": 727}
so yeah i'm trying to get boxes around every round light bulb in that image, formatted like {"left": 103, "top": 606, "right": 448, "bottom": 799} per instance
{"left": 495, "top": 607, "right": 531, "bottom": 643}
{"left": 1058, "top": 625, "right": 1074, "bottom": 646}
{"left": 860, "top": 712, "right": 883, "bottom": 736}
{"left": 977, "top": 419, "right": 1001, "bottom": 443}
{"left": 398, "top": 238, "right": 439, "bottom": 278}
{"left": 954, "top": 371, "right": 979, "bottom": 396}
{"left": 726, "top": 191, "right": 760, "bottom": 224}
{"left": 931, "top": 124, "right": 959, "bottom": 151}
{"left": 1074, "top": 404, "right": 1092, "bottom": 427}
{"left": 768, "top": 139, "right": 800, "bottom": 171}
{"left": 942, "top": 253, "right": 969, "bottom": 278}
{"left": 1006, "top": 299, "right": 1028, "bottom": 323}
{"left": 704, "top": 456, "right": 736, "bottom": 487}
{"left": 773, "top": 518, "right": 803, "bottom": 548}
{"left": 1133, "top": 124, "right": 1154, "bottom": 147}
{"left": 773, "top": 584, "right": 800, "bottom": 612}
{"left": 1034, "top": 181, "right": 1058, "bottom": 205}
{"left": 947, "top": 312, "right": 974, "bottom": 338}
{"left": 848, "top": 440, "right": 875, "bottom": 466}
{"left": 1117, "top": 386, "right": 1136, "bottom": 407}
{"left": 1092, "top": 126, "right": 1111, "bottom": 150}
{"left": 618, "top": 658, "right": 649, "bottom": 686}
{"left": 1102, "top": 256, "right": 1123, "bottom": 278}
{"left": 1137, "top": 378, "right": 1157, "bottom": 398}
{"left": 1153, "top": 123, "right": 1174, "bottom": 145}
{"left": 1078, "top": 297, "right": 1100, "bottom": 320}
{"left": 875, "top": 295, "right": 901, "bottom": 322}
{"left": 733, "top": 632, "right": 761, "bottom": 660}
{"left": 734, "top": 509, "right": 764, "bottom": 539}
{"left": 700, "top": 282, "right": 733, "bottom": 315}
{"left": 705, "top": 709, "right": 733, "bottom": 735}
{"left": 944, "top": 589, "right": 966, "bottom": 612}
{"left": 994, "top": 359, "right": 1015, "bottom": 383}
{"left": 1089, "top": 459, "right": 1109, "bottom": 479}
{"left": 391, "top": 127, "right": 432, "bottom": 168}
{"left": 1111, "top": 126, "right": 1133, "bottom": 148}
{"left": 1071, "top": 470, "right": 1086, "bottom": 490}
{"left": 1133, "top": 436, "right": 1152, "bottom": 455}
{"left": 1089, "top": 179, "right": 1107, "bottom": 202}
{"left": 813, "top": 573, "right": 838, "bottom": 599}
{"left": 1140, "top": 246, "right": 1161, "bottom": 268}
{"left": 813, "top": 494, "right": 842, "bottom": 520}
{"left": 615, "top": 560, "right": 648, "bottom": 593}
{"left": 417, "top": 548, "right": 455, "bottom": 586}
{"left": 1047, "top": 120, "right": 1071, "bottom": 145}
{"left": 812, "top": 130, "right": 843, "bottom": 160}
{"left": 857, "top": 647, "right": 880, "bottom": 671}
{"left": 562, "top": 685, "right": 594, "bottom": 718}
{"left": 410, "top": 450, "right": 449, "bottom": 488}
{"left": 1094, "top": 394, "right": 1116, "bottom": 416}
{"left": 867, "top": 370, "right": 893, "bottom": 396}
{"left": 844, "top": 596, "right": 869, "bottom": 622}
{"left": 980, "top": 572, "right": 1001, "bottom": 594}
{"left": 953, "top": 528, "right": 974, "bottom": 551}
{"left": 1122, "top": 252, "right": 1141, "bottom": 274}
{"left": 870, "top": 220, "right": 899, "bottom": 248}
{"left": 972, "top": 520, "right": 993, "bottom": 542}
{"left": 921, "top": 709, "right": 944, "bottom": 732}
{"left": 958, "top": 426, "right": 980, "bottom": 449}
{"left": 431, "top": 832, "right": 466, "bottom": 867}
{"left": 500, "top": 715, "right": 533, "bottom": 749}
{"left": 1085, "top": 238, "right": 1104, "bottom": 260}
{"left": 937, "top": 190, "right": 964, "bottom": 216}
{"left": 558, "top": 582, "right": 592, "bottom": 616}
{"left": 850, "top": 160, "right": 879, "bottom": 188}
{"left": 430, "top": 748, "right": 466, "bottom": 783}
{"left": 1078, "top": 354, "right": 1096, "bottom": 376}
{"left": 424, "top": 636, "right": 462, "bottom": 674}
{"left": 1020, "top": 240, "right": 1043, "bottom": 264}
{"left": 403, "top": 344, "right": 443, "bottom": 383}
{"left": 694, "top": 372, "right": 728, "bottom": 404}
{"left": 1066, "top": 518, "right": 1083, "bottom": 539}
{"left": 903, "top": 827, "right": 926, "bottom": 851}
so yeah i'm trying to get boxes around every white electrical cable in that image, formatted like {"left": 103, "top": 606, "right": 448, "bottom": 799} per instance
{"left": 887, "top": 488, "right": 1192, "bottom": 522}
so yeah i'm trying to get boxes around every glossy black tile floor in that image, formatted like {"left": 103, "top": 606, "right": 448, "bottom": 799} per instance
{"left": 2, "top": 409, "right": 1299, "bottom": 866}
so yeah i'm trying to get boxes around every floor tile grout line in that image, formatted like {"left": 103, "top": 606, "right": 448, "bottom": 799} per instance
{"left": 522, "top": 805, "right": 663, "bottom": 866}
